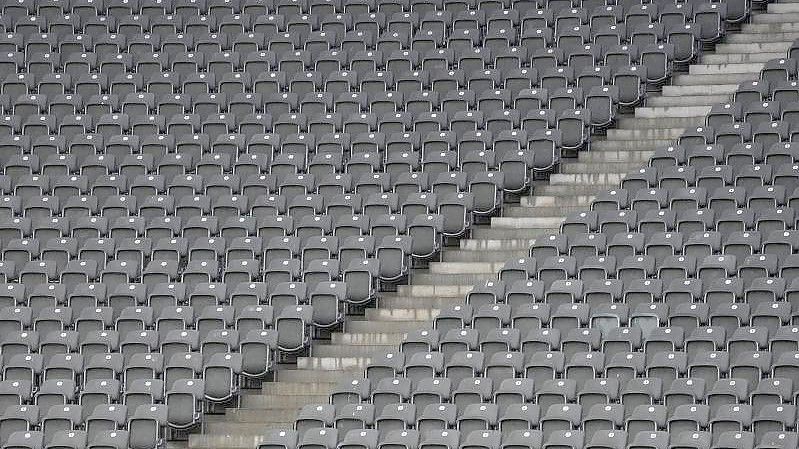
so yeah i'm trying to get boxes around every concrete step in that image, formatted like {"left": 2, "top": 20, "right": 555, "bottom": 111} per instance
{"left": 592, "top": 139, "right": 672, "bottom": 150}
{"left": 535, "top": 184, "right": 616, "bottom": 196}
{"left": 520, "top": 194, "right": 594, "bottom": 208}
{"left": 376, "top": 294, "right": 466, "bottom": 309}
{"left": 560, "top": 162, "right": 643, "bottom": 173}
{"left": 672, "top": 72, "right": 760, "bottom": 85}
{"left": 701, "top": 52, "right": 785, "bottom": 64}
{"left": 429, "top": 261, "right": 501, "bottom": 274}
{"left": 411, "top": 272, "right": 495, "bottom": 285}
{"left": 297, "top": 356, "right": 372, "bottom": 370}
{"left": 661, "top": 84, "right": 739, "bottom": 96}
{"left": 768, "top": 2, "right": 799, "bottom": 12}
{"left": 617, "top": 117, "right": 702, "bottom": 128}
{"left": 331, "top": 331, "right": 405, "bottom": 345}
{"left": 441, "top": 249, "right": 528, "bottom": 262}
{"left": 346, "top": 319, "right": 429, "bottom": 333}
{"left": 224, "top": 408, "right": 301, "bottom": 422}
{"left": 742, "top": 22, "right": 799, "bottom": 33}
{"left": 714, "top": 42, "right": 791, "bottom": 53}
{"left": 688, "top": 62, "right": 764, "bottom": 74}
{"left": 460, "top": 238, "right": 536, "bottom": 251}
{"left": 468, "top": 228, "right": 555, "bottom": 242}
{"left": 310, "top": 344, "right": 396, "bottom": 357}
{"left": 470, "top": 226, "right": 557, "bottom": 240}
{"left": 241, "top": 394, "right": 330, "bottom": 409}
{"left": 397, "top": 283, "right": 475, "bottom": 297}
{"left": 548, "top": 172, "right": 625, "bottom": 185}
{"left": 606, "top": 128, "right": 686, "bottom": 140}
{"left": 261, "top": 382, "right": 335, "bottom": 395}
{"left": 725, "top": 32, "right": 799, "bottom": 43}
{"left": 205, "top": 423, "right": 294, "bottom": 436}
{"left": 490, "top": 216, "right": 564, "bottom": 229}
{"left": 752, "top": 12, "right": 799, "bottom": 23}
{"left": 275, "top": 369, "right": 362, "bottom": 383}
{"left": 365, "top": 307, "right": 440, "bottom": 321}
{"left": 646, "top": 95, "right": 731, "bottom": 107}
{"left": 189, "top": 434, "right": 274, "bottom": 449}
{"left": 501, "top": 205, "right": 586, "bottom": 217}
{"left": 577, "top": 150, "right": 654, "bottom": 163}
{"left": 635, "top": 106, "right": 713, "bottom": 118}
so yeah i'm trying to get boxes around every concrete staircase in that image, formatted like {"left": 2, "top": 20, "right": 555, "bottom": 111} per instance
{"left": 185, "top": 2, "right": 798, "bottom": 448}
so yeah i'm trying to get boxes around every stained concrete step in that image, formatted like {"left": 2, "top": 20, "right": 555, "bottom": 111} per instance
{"left": 189, "top": 434, "right": 274, "bottom": 449}
{"left": 241, "top": 394, "right": 330, "bottom": 409}
{"left": 661, "top": 84, "right": 739, "bottom": 96}
{"left": 376, "top": 295, "right": 467, "bottom": 309}
{"left": 460, "top": 238, "right": 537, "bottom": 251}
{"left": 592, "top": 139, "right": 672, "bottom": 150}
{"left": 701, "top": 52, "right": 785, "bottom": 64}
{"left": 725, "top": 32, "right": 799, "bottom": 43}
{"left": 592, "top": 139, "right": 673, "bottom": 151}
{"left": 520, "top": 194, "right": 595, "bottom": 207}
{"left": 688, "top": 62, "right": 765, "bottom": 74}
{"left": 490, "top": 216, "right": 564, "bottom": 229}
{"left": 535, "top": 185, "right": 616, "bottom": 195}
{"left": 332, "top": 332, "right": 405, "bottom": 346}
{"left": 205, "top": 423, "right": 293, "bottom": 436}
{"left": 345, "top": 319, "right": 430, "bottom": 333}
{"left": 768, "top": 2, "right": 799, "bottom": 12}
{"left": 752, "top": 12, "right": 799, "bottom": 23}
{"left": 365, "top": 307, "right": 440, "bottom": 321}
{"left": 312, "top": 344, "right": 396, "bottom": 357}
{"left": 617, "top": 117, "right": 702, "bottom": 128}
{"left": 646, "top": 95, "right": 731, "bottom": 107}
{"left": 411, "top": 272, "right": 495, "bottom": 285}
{"left": 275, "top": 369, "right": 364, "bottom": 383}
{"left": 742, "top": 22, "right": 799, "bottom": 33}
{"left": 502, "top": 205, "right": 586, "bottom": 217}
{"left": 470, "top": 226, "right": 557, "bottom": 240}
{"left": 577, "top": 150, "right": 654, "bottom": 163}
{"left": 714, "top": 42, "right": 792, "bottom": 53}
{"left": 672, "top": 73, "right": 760, "bottom": 85}
{"left": 635, "top": 106, "right": 713, "bottom": 118}
{"left": 297, "top": 356, "right": 372, "bottom": 370}
{"left": 606, "top": 128, "right": 686, "bottom": 140}
{"left": 441, "top": 249, "right": 528, "bottom": 262}
{"left": 397, "top": 284, "right": 475, "bottom": 297}
{"left": 559, "top": 162, "right": 643, "bottom": 173}
{"left": 548, "top": 172, "right": 625, "bottom": 185}
{"left": 332, "top": 330, "right": 406, "bottom": 347}
{"left": 224, "top": 408, "right": 301, "bottom": 422}
{"left": 209, "top": 412, "right": 294, "bottom": 428}
{"left": 429, "top": 261, "right": 502, "bottom": 274}
{"left": 261, "top": 382, "right": 335, "bottom": 395}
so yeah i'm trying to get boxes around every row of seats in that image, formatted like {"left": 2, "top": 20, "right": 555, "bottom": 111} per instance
{"left": 290, "top": 398, "right": 796, "bottom": 439}
{"left": 528, "top": 229, "right": 799, "bottom": 259}
{"left": 0, "top": 88, "right": 622, "bottom": 120}
{"left": 497, "top": 250, "right": 799, "bottom": 284}
{"left": 0, "top": 38, "right": 695, "bottom": 71}
{"left": 0, "top": 0, "right": 748, "bottom": 18}
{"left": 560, "top": 205, "right": 798, "bottom": 234}
{"left": 259, "top": 427, "right": 796, "bottom": 449}
{"left": 1, "top": 0, "right": 736, "bottom": 33}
